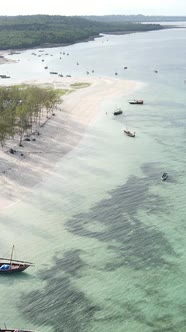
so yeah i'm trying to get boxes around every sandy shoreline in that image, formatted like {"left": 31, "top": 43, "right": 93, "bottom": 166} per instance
{"left": 0, "top": 51, "right": 16, "bottom": 65}
{"left": 0, "top": 76, "right": 143, "bottom": 209}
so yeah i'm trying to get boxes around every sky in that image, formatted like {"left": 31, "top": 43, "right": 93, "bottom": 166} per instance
{"left": 1, "top": 0, "right": 186, "bottom": 16}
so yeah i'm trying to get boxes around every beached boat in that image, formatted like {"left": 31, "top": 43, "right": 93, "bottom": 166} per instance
{"left": 8, "top": 52, "right": 21, "bottom": 55}
{"left": 49, "top": 71, "right": 58, "bottom": 75}
{"left": 161, "top": 173, "right": 168, "bottom": 181}
{"left": 113, "top": 108, "right": 123, "bottom": 115}
{"left": 0, "top": 245, "right": 33, "bottom": 273}
{"left": 129, "top": 99, "right": 143, "bottom": 105}
{"left": 0, "top": 75, "right": 10, "bottom": 79}
{"left": 123, "top": 129, "right": 135, "bottom": 137}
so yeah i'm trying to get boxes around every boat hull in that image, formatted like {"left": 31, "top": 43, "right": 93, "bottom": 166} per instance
{"left": 129, "top": 100, "right": 143, "bottom": 105}
{"left": 113, "top": 111, "right": 122, "bottom": 115}
{"left": 161, "top": 176, "right": 168, "bottom": 181}
{"left": 123, "top": 130, "right": 135, "bottom": 137}
{"left": 0, "top": 263, "right": 30, "bottom": 273}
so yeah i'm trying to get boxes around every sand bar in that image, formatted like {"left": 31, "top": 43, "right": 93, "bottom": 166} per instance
{"left": 0, "top": 76, "right": 143, "bottom": 209}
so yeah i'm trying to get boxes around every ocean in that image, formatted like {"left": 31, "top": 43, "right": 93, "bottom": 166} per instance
{"left": 0, "top": 24, "right": 185, "bottom": 331}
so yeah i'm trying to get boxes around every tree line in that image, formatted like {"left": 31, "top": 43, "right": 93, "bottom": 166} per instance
{"left": 83, "top": 15, "right": 186, "bottom": 23}
{"left": 0, "top": 85, "right": 60, "bottom": 148}
{"left": 0, "top": 15, "right": 164, "bottom": 50}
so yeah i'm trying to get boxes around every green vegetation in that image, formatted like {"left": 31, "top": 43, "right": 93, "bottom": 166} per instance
{"left": 0, "top": 85, "right": 61, "bottom": 147}
{"left": 53, "top": 88, "right": 70, "bottom": 97}
{"left": 70, "top": 83, "right": 91, "bottom": 89}
{"left": 0, "top": 15, "right": 164, "bottom": 50}
{"left": 83, "top": 15, "right": 186, "bottom": 23}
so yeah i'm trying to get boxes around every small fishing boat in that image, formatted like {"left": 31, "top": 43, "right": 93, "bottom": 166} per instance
{"left": 49, "top": 71, "right": 58, "bottom": 74}
{"left": 0, "top": 245, "right": 33, "bottom": 273}
{"left": 161, "top": 173, "right": 168, "bottom": 181}
{"left": 113, "top": 108, "right": 123, "bottom": 115}
{"left": 0, "top": 75, "right": 10, "bottom": 79}
{"left": 154, "top": 70, "right": 158, "bottom": 73}
{"left": 44, "top": 66, "right": 48, "bottom": 69}
{"left": 129, "top": 99, "right": 143, "bottom": 105}
{"left": 123, "top": 129, "right": 135, "bottom": 137}
{"left": 124, "top": 66, "right": 128, "bottom": 69}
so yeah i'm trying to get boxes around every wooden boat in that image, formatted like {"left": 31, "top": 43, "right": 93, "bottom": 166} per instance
{"left": 129, "top": 99, "right": 143, "bottom": 105}
{"left": 161, "top": 173, "right": 168, "bottom": 181}
{"left": 123, "top": 129, "right": 135, "bottom": 137}
{"left": 113, "top": 108, "right": 123, "bottom": 116}
{"left": 0, "top": 75, "right": 10, "bottom": 79}
{"left": 0, "top": 245, "right": 33, "bottom": 273}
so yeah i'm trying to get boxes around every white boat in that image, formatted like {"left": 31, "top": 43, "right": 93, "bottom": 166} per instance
{"left": 129, "top": 99, "right": 143, "bottom": 105}
{"left": 161, "top": 173, "right": 168, "bottom": 181}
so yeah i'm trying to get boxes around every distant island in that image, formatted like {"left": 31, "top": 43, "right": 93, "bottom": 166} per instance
{"left": 0, "top": 15, "right": 166, "bottom": 50}
{"left": 83, "top": 15, "right": 186, "bottom": 23}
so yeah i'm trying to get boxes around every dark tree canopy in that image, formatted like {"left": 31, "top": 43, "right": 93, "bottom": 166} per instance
{"left": 0, "top": 85, "right": 61, "bottom": 147}
{"left": 0, "top": 15, "right": 164, "bottom": 50}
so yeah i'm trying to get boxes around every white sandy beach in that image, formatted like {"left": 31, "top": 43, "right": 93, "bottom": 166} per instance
{"left": 0, "top": 51, "right": 16, "bottom": 65}
{"left": 0, "top": 76, "right": 143, "bottom": 209}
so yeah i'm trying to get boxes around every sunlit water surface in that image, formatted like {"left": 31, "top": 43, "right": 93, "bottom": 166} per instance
{"left": 0, "top": 26, "right": 185, "bottom": 331}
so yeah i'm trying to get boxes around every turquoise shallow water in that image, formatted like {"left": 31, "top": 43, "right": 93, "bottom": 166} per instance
{"left": 0, "top": 26, "right": 186, "bottom": 331}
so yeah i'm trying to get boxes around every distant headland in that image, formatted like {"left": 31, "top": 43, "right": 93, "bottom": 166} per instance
{"left": 0, "top": 15, "right": 168, "bottom": 51}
